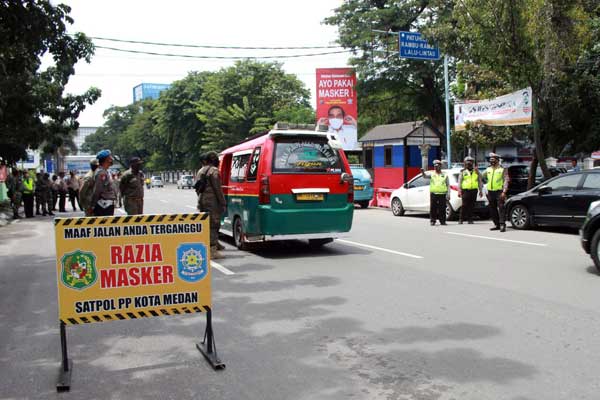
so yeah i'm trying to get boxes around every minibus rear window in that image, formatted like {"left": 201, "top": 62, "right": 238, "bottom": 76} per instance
{"left": 273, "top": 138, "right": 345, "bottom": 174}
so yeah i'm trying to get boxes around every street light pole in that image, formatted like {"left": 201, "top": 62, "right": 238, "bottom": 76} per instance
{"left": 444, "top": 54, "right": 451, "bottom": 166}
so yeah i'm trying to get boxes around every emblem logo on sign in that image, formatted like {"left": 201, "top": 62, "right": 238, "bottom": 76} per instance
{"left": 61, "top": 250, "right": 97, "bottom": 290}
{"left": 177, "top": 243, "right": 208, "bottom": 282}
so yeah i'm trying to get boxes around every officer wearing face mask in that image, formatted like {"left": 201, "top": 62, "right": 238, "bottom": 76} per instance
{"left": 458, "top": 156, "right": 483, "bottom": 224}
{"left": 486, "top": 153, "right": 509, "bottom": 232}
{"left": 90, "top": 149, "right": 117, "bottom": 216}
{"left": 421, "top": 160, "right": 450, "bottom": 226}
{"left": 317, "top": 105, "right": 358, "bottom": 150}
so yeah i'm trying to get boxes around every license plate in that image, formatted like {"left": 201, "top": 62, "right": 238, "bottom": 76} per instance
{"left": 354, "top": 185, "right": 364, "bottom": 191}
{"left": 297, "top": 193, "right": 324, "bottom": 201}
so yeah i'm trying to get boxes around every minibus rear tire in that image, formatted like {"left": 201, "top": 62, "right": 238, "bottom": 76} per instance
{"left": 233, "top": 217, "right": 248, "bottom": 250}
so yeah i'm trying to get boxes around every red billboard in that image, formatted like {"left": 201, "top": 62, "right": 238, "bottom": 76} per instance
{"left": 316, "top": 68, "right": 358, "bottom": 151}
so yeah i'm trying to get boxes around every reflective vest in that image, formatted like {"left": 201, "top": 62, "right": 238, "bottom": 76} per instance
{"left": 430, "top": 173, "right": 448, "bottom": 194}
{"left": 461, "top": 169, "right": 479, "bottom": 190}
{"left": 486, "top": 167, "right": 505, "bottom": 191}
{"left": 23, "top": 178, "right": 34, "bottom": 194}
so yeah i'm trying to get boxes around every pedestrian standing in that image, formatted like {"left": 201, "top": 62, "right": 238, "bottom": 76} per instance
{"left": 197, "top": 151, "right": 226, "bottom": 258}
{"left": 458, "top": 156, "right": 483, "bottom": 224}
{"left": 422, "top": 160, "right": 450, "bottom": 226}
{"left": 22, "top": 170, "right": 35, "bottom": 218}
{"left": 67, "top": 171, "right": 82, "bottom": 211}
{"left": 57, "top": 172, "right": 67, "bottom": 212}
{"left": 119, "top": 157, "right": 145, "bottom": 215}
{"left": 89, "top": 150, "right": 117, "bottom": 216}
{"left": 112, "top": 172, "right": 122, "bottom": 208}
{"left": 6, "top": 169, "right": 23, "bottom": 219}
{"left": 79, "top": 158, "right": 99, "bottom": 216}
{"left": 486, "top": 153, "right": 509, "bottom": 232}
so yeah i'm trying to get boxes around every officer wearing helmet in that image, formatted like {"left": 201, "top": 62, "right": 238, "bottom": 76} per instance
{"left": 90, "top": 149, "right": 117, "bottom": 216}
{"left": 421, "top": 160, "right": 450, "bottom": 226}
{"left": 196, "top": 151, "right": 226, "bottom": 258}
{"left": 485, "top": 153, "right": 509, "bottom": 232}
{"left": 458, "top": 156, "right": 483, "bottom": 224}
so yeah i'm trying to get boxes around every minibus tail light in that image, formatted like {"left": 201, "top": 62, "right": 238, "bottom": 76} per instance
{"left": 259, "top": 175, "right": 270, "bottom": 204}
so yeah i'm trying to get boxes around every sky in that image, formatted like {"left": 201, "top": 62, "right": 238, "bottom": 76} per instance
{"left": 56, "top": 0, "right": 352, "bottom": 127}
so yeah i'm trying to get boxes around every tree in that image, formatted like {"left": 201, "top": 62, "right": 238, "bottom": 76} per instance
{"left": 0, "top": 0, "right": 100, "bottom": 162}
{"left": 324, "top": 1, "right": 454, "bottom": 136}
{"left": 197, "top": 60, "right": 312, "bottom": 150}
{"left": 430, "top": 0, "right": 599, "bottom": 179}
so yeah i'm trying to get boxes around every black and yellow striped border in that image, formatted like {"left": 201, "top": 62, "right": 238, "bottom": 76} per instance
{"left": 60, "top": 305, "right": 211, "bottom": 325}
{"left": 54, "top": 213, "right": 209, "bottom": 227}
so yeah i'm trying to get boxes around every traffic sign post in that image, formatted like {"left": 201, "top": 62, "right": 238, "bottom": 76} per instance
{"left": 399, "top": 31, "right": 440, "bottom": 61}
{"left": 374, "top": 30, "right": 452, "bottom": 165}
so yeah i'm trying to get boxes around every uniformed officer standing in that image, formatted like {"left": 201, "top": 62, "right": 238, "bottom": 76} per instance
{"left": 89, "top": 150, "right": 117, "bottom": 216}
{"left": 42, "top": 173, "right": 54, "bottom": 216}
{"left": 119, "top": 157, "right": 145, "bottom": 215}
{"left": 197, "top": 151, "right": 226, "bottom": 258}
{"left": 34, "top": 172, "right": 43, "bottom": 215}
{"left": 79, "top": 158, "right": 99, "bottom": 216}
{"left": 486, "top": 153, "right": 509, "bottom": 232}
{"left": 22, "top": 170, "right": 35, "bottom": 218}
{"left": 6, "top": 169, "right": 23, "bottom": 219}
{"left": 458, "top": 156, "right": 483, "bottom": 224}
{"left": 422, "top": 160, "right": 450, "bottom": 226}
{"left": 36, "top": 172, "right": 51, "bottom": 216}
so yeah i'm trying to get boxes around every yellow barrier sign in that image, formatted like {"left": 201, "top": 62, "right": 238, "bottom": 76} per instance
{"left": 54, "top": 213, "right": 211, "bottom": 325}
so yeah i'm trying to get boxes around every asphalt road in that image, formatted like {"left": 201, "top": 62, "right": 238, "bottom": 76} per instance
{"left": 1, "top": 185, "right": 599, "bottom": 400}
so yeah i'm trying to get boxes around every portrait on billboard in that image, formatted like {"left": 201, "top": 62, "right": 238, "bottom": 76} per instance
{"left": 316, "top": 68, "right": 358, "bottom": 151}
{"left": 317, "top": 105, "right": 358, "bottom": 150}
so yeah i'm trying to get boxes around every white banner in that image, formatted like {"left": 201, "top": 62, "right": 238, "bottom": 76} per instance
{"left": 454, "top": 87, "right": 532, "bottom": 131}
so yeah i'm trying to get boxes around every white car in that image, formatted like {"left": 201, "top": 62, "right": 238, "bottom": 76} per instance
{"left": 390, "top": 168, "right": 489, "bottom": 220}
{"left": 177, "top": 175, "right": 194, "bottom": 189}
{"left": 151, "top": 176, "right": 163, "bottom": 188}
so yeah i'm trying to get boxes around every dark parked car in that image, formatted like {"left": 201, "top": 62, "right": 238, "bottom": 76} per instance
{"left": 505, "top": 170, "right": 600, "bottom": 230}
{"left": 580, "top": 200, "right": 600, "bottom": 272}
{"left": 506, "top": 165, "right": 529, "bottom": 197}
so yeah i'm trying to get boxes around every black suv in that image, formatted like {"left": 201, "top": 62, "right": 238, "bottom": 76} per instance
{"left": 580, "top": 200, "right": 600, "bottom": 272}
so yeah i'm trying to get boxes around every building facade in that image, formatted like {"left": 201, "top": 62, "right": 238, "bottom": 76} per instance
{"left": 133, "top": 83, "right": 171, "bottom": 102}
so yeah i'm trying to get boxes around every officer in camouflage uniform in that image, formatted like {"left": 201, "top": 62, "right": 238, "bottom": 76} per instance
{"left": 36, "top": 172, "right": 51, "bottom": 216}
{"left": 6, "top": 169, "right": 23, "bottom": 219}
{"left": 42, "top": 173, "right": 54, "bottom": 216}
{"left": 34, "top": 172, "right": 43, "bottom": 215}
{"left": 90, "top": 149, "right": 117, "bottom": 216}
{"left": 197, "top": 151, "right": 226, "bottom": 258}
{"left": 119, "top": 157, "right": 145, "bottom": 215}
{"left": 79, "top": 158, "right": 99, "bottom": 216}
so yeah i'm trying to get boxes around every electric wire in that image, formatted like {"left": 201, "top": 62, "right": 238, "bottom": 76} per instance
{"left": 94, "top": 45, "right": 352, "bottom": 59}
{"left": 87, "top": 35, "right": 343, "bottom": 50}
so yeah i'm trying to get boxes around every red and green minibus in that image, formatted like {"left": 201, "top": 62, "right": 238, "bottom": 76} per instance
{"left": 219, "top": 123, "right": 354, "bottom": 249}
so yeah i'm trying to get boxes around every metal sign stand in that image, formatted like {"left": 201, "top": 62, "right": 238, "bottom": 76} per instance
{"left": 56, "top": 322, "right": 72, "bottom": 392}
{"left": 196, "top": 308, "right": 225, "bottom": 369}
{"left": 56, "top": 309, "right": 225, "bottom": 392}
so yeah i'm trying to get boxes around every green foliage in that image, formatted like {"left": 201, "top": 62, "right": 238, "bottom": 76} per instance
{"left": 197, "top": 60, "right": 312, "bottom": 150}
{"left": 86, "top": 61, "right": 312, "bottom": 171}
{"left": 0, "top": 0, "right": 100, "bottom": 162}
{"left": 324, "top": 1, "right": 452, "bottom": 135}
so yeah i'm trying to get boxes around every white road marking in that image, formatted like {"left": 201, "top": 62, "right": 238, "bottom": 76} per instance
{"left": 337, "top": 239, "right": 424, "bottom": 259}
{"left": 445, "top": 231, "right": 547, "bottom": 247}
{"left": 159, "top": 199, "right": 169, "bottom": 203}
{"left": 185, "top": 205, "right": 197, "bottom": 209}
{"left": 211, "top": 261, "right": 234, "bottom": 275}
